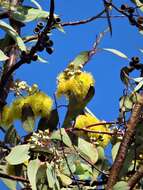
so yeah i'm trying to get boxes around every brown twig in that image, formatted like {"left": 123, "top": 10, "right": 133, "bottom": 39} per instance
{"left": 0, "top": 172, "right": 29, "bottom": 183}
{"left": 128, "top": 165, "right": 143, "bottom": 190}
{"left": 53, "top": 94, "right": 81, "bottom": 190}
{"left": 0, "top": 11, "right": 9, "bottom": 19}
{"left": 0, "top": 0, "right": 21, "bottom": 109}
{"left": 61, "top": 10, "right": 105, "bottom": 27}
{"left": 106, "top": 100, "right": 143, "bottom": 190}
{"left": 71, "top": 128, "right": 123, "bottom": 136}
{"left": 84, "top": 121, "right": 123, "bottom": 128}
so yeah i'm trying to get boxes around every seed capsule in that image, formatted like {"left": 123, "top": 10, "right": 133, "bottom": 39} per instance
{"left": 46, "top": 47, "right": 54, "bottom": 54}
{"left": 34, "top": 27, "right": 40, "bottom": 33}
{"left": 37, "top": 22, "right": 44, "bottom": 29}
{"left": 46, "top": 40, "right": 54, "bottom": 47}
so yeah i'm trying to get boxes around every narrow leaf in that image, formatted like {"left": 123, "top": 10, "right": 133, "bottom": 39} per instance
{"left": 0, "top": 49, "right": 9, "bottom": 61}
{"left": 4, "top": 125, "right": 20, "bottom": 146}
{"left": 22, "top": 104, "right": 35, "bottom": 132}
{"left": 69, "top": 51, "right": 89, "bottom": 69}
{"left": 58, "top": 173, "right": 72, "bottom": 186}
{"left": 27, "top": 159, "right": 40, "bottom": 190}
{"left": 46, "top": 163, "right": 56, "bottom": 189}
{"left": 6, "top": 144, "right": 30, "bottom": 165}
{"left": 37, "top": 55, "right": 48, "bottom": 63}
{"left": 133, "top": 80, "right": 143, "bottom": 92}
{"left": 30, "top": 0, "right": 42, "bottom": 10}
{"left": 50, "top": 128, "right": 72, "bottom": 147}
{"left": 0, "top": 20, "right": 26, "bottom": 51}
{"left": 112, "top": 142, "right": 120, "bottom": 161}
{"left": 133, "top": 0, "right": 143, "bottom": 12}
{"left": 132, "top": 77, "right": 143, "bottom": 83}
{"left": 12, "top": 6, "right": 58, "bottom": 23}
{"left": 78, "top": 138, "right": 98, "bottom": 164}
{"left": 103, "top": 48, "right": 128, "bottom": 59}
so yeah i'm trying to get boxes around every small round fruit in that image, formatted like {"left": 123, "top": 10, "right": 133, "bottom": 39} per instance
{"left": 46, "top": 40, "right": 54, "bottom": 47}
{"left": 34, "top": 27, "right": 40, "bottom": 33}
{"left": 37, "top": 22, "right": 44, "bottom": 29}
{"left": 55, "top": 17, "right": 61, "bottom": 23}
{"left": 46, "top": 47, "right": 54, "bottom": 54}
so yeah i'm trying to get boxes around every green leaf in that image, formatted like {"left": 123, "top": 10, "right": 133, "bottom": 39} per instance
{"left": 75, "top": 161, "right": 92, "bottom": 179}
{"left": 132, "top": 0, "right": 143, "bottom": 12}
{"left": 97, "top": 146, "right": 105, "bottom": 160}
{"left": 4, "top": 125, "right": 20, "bottom": 146}
{"left": 103, "top": 48, "right": 128, "bottom": 59}
{"left": 78, "top": 138, "right": 98, "bottom": 164}
{"left": 132, "top": 77, "right": 143, "bottom": 83}
{"left": 119, "top": 96, "right": 133, "bottom": 111}
{"left": 37, "top": 55, "right": 48, "bottom": 63}
{"left": 0, "top": 20, "right": 26, "bottom": 51}
{"left": 58, "top": 173, "right": 72, "bottom": 186}
{"left": 112, "top": 142, "right": 120, "bottom": 161}
{"left": 27, "top": 159, "right": 40, "bottom": 190}
{"left": 0, "top": 49, "right": 9, "bottom": 61}
{"left": 59, "top": 154, "right": 77, "bottom": 176}
{"left": 69, "top": 51, "right": 89, "bottom": 69}
{"left": 36, "top": 164, "right": 47, "bottom": 190}
{"left": 139, "top": 48, "right": 143, "bottom": 53}
{"left": 22, "top": 104, "right": 35, "bottom": 132}
{"left": 12, "top": 6, "right": 58, "bottom": 23}
{"left": 54, "top": 24, "right": 65, "bottom": 33}
{"left": 133, "top": 80, "right": 143, "bottom": 92}
{"left": 46, "top": 163, "right": 56, "bottom": 189}
{"left": 6, "top": 144, "right": 30, "bottom": 165}
{"left": 50, "top": 128, "right": 72, "bottom": 147}
{"left": 30, "top": 0, "right": 42, "bottom": 10}
{"left": 0, "top": 178, "right": 16, "bottom": 190}
{"left": 113, "top": 181, "right": 130, "bottom": 190}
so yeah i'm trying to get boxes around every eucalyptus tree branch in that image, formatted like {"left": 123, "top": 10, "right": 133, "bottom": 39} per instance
{"left": 61, "top": 9, "right": 105, "bottom": 27}
{"left": 0, "top": 172, "right": 29, "bottom": 183}
{"left": 106, "top": 99, "right": 143, "bottom": 190}
{"left": 0, "top": 0, "right": 21, "bottom": 109}
{"left": 108, "top": 1, "right": 143, "bottom": 30}
{"left": 0, "top": 11, "right": 9, "bottom": 19}
{"left": 71, "top": 128, "right": 123, "bottom": 136}
{"left": 0, "top": 0, "right": 55, "bottom": 108}
{"left": 128, "top": 165, "right": 143, "bottom": 189}
{"left": 82, "top": 28, "right": 109, "bottom": 66}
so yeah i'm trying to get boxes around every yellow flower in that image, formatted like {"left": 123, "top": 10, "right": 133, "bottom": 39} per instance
{"left": 28, "top": 92, "right": 53, "bottom": 117}
{"left": 75, "top": 113, "right": 111, "bottom": 147}
{"left": 11, "top": 97, "right": 30, "bottom": 119}
{"left": 0, "top": 106, "right": 13, "bottom": 127}
{"left": 56, "top": 71, "right": 94, "bottom": 101}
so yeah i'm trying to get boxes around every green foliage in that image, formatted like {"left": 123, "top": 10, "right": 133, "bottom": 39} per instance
{"left": 113, "top": 181, "right": 130, "bottom": 190}
{"left": 103, "top": 48, "right": 129, "bottom": 59}
{"left": 0, "top": 49, "right": 9, "bottom": 61}
{"left": 0, "top": 1, "right": 143, "bottom": 190}
{"left": 6, "top": 144, "right": 30, "bottom": 165}
{"left": 0, "top": 20, "right": 26, "bottom": 51}
{"left": 27, "top": 159, "right": 40, "bottom": 190}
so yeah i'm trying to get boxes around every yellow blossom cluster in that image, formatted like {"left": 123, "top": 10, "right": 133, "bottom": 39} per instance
{"left": 56, "top": 64, "right": 94, "bottom": 101}
{"left": 0, "top": 92, "right": 53, "bottom": 128}
{"left": 75, "top": 113, "right": 111, "bottom": 147}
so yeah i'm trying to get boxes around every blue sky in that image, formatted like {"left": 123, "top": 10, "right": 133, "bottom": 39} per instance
{"left": 1, "top": 0, "right": 143, "bottom": 189}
